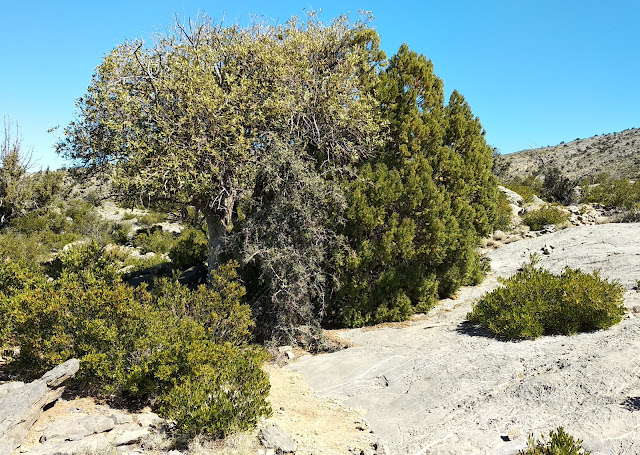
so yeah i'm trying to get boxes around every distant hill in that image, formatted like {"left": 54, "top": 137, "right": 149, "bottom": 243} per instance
{"left": 494, "top": 127, "right": 640, "bottom": 181}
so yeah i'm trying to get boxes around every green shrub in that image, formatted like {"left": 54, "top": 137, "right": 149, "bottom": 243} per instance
{"left": 581, "top": 175, "right": 640, "bottom": 209}
{"left": 468, "top": 257, "right": 625, "bottom": 340}
{"left": 542, "top": 167, "right": 577, "bottom": 204}
{"left": 137, "top": 211, "right": 167, "bottom": 226}
{"left": 0, "top": 246, "right": 270, "bottom": 438}
{"left": 132, "top": 228, "right": 176, "bottom": 254}
{"left": 156, "top": 343, "right": 270, "bottom": 438}
{"left": 168, "top": 228, "right": 208, "bottom": 270}
{"left": 521, "top": 205, "right": 569, "bottom": 231}
{"left": 518, "top": 427, "right": 591, "bottom": 455}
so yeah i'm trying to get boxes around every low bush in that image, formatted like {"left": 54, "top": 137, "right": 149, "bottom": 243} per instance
{"left": 132, "top": 228, "right": 176, "bottom": 254}
{"left": 580, "top": 175, "right": 640, "bottom": 209}
{"left": 169, "top": 228, "right": 208, "bottom": 270}
{"left": 467, "top": 256, "right": 625, "bottom": 340}
{"left": 542, "top": 167, "right": 577, "bottom": 204}
{"left": 137, "top": 211, "right": 167, "bottom": 226}
{"left": 518, "top": 427, "right": 591, "bottom": 455}
{"left": 0, "top": 245, "right": 271, "bottom": 438}
{"left": 521, "top": 205, "right": 569, "bottom": 231}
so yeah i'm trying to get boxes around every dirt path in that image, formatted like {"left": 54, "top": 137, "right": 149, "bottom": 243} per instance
{"left": 288, "top": 223, "right": 640, "bottom": 455}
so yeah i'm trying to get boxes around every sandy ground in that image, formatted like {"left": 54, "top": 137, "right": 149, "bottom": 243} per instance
{"left": 264, "top": 363, "right": 381, "bottom": 454}
{"left": 289, "top": 223, "right": 640, "bottom": 455}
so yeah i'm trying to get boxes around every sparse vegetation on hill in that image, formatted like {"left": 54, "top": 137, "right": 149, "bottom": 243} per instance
{"left": 495, "top": 127, "right": 640, "bottom": 182}
{"left": 468, "top": 256, "right": 625, "bottom": 340}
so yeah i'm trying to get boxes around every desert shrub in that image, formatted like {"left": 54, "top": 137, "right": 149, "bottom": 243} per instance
{"left": 152, "top": 264, "right": 251, "bottom": 343}
{"left": 542, "top": 167, "right": 577, "bottom": 204}
{"left": 8, "top": 199, "right": 115, "bottom": 250}
{"left": 521, "top": 205, "right": 569, "bottom": 231}
{"left": 132, "top": 228, "right": 176, "bottom": 254}
{"left": 111, "top": 222, "right": 132, "bottom": 245}
{"left": 518, "top": 427, "right": 591, "bottom": 455}
{"left": 1, "top": 120, "right": 65, "bottom": 225}
{"left": 581, "top": 175, "right": 640, "bottom": 209}
{"left": 121, "top": 255, "right": 171, "bottom": 275}
{"left": 0, "top": 246, "right": 270, "bottom": 437}
{"left": 169, "top": 228, "right": 208, "bottom": 270}
{"left": 156, "top": 343, "right": 270, "bottom": 438}
{"left": 467, "top": 256, "right": 625, "bottom": 340}
{"left": 137, "top": 211, "right": 167, "bottom": 226}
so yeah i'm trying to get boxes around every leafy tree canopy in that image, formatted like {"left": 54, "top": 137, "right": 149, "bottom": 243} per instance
{"left": 58, "top": 13, "right": 385, "bottom": 274}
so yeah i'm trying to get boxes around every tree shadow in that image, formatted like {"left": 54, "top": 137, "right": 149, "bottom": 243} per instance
{"left": 621, "top": 397, "right": 640, "bottom": 411}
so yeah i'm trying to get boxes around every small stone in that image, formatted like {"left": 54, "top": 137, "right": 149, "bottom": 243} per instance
{"left": 541, "top": 244, "right": 554, "bottom": 255}
{"left": 506, "top": 425, "right": 521, "bottom": 441}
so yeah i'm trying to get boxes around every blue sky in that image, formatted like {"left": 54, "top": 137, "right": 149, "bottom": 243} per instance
{"left": 1, "top": 1, "right": 638, "bottom": 170}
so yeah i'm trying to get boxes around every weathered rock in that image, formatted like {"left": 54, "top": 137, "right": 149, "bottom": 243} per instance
{"left": 498, "top": 186, "right": 523, "bottom": 206}
{"left": 40, "top": 413, "right": 115, "bottom": 442}
{"left": 111, "top": 428, "right": 149, "bottom": 446}
{"left": 0, "top": 359, "right": 79, "bottom": 455}
{"left": 260, "top": 423, "right": 297, "bottom": 453}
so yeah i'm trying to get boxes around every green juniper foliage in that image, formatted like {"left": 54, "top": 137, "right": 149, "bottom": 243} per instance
{"left": 329, "top": 44, "right": 500, "bottom": 327}
{"left": 468, "top": 256, "right": 625, "bottom": 340}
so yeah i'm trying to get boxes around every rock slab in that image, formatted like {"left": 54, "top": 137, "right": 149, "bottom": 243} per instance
{"left": 0, "top": 359, "right": 79, "bottom": 455}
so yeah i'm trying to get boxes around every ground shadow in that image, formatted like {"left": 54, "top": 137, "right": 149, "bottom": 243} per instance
{"left": 622, "top": 397, "right": 640, "bottom": 411}
{"left": 455, "top": 320, "right": 497, "bottom": 339}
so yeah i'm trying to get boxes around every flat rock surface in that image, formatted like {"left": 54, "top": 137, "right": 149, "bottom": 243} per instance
{"left": 290, "top": 223, "right": 640, "bottom": 455}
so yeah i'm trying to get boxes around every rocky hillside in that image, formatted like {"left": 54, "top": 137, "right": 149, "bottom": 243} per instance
{"left": 495, "top": 127, "right": 640, "bottom": 181}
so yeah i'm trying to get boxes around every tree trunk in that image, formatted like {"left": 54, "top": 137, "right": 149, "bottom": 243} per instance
{"left": 205, "top": 213, "right": 227, "bottom": 279}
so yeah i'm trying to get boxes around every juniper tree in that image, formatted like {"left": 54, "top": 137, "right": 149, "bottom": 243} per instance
{"left": 330, "top": 44, "right": 500, "bottom": 326}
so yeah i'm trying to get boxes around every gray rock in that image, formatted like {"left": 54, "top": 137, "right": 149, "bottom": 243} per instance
{"left": 0, "top": 359, "right": 79, "bottom": 455}
{"left": 498, "top": 186, "right": 523, "bottom": 206}
{"left": 111, "top": 428, "right": 149, "bottom": 446}
{"left": 259, "top": 423, "right": 297, "bottom": 453}
{"left": 110, "top": 413, "right": 134, "bottom": 425}
{"left": 39, "top": 359, "right": 80, "bottom": 388}
{"left": 41, "top": 413, "right": 115, "bottom": 442}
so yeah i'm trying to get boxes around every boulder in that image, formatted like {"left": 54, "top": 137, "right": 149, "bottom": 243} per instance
{"left": 0, "top": 359, "right": 79, "bottom": 455}
{"left": 259, "top": 423, "right": 297, "bottom": 453}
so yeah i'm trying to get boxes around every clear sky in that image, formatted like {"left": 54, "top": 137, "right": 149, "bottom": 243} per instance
{"left": 1, "top": 1, "right": 638, "bottom": 170}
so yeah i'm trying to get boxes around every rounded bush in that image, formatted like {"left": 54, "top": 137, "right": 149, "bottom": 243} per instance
{"left": 521, "top": 205, "right": 569, "bottom": 231}
{"left": 468, "top": 257, "right": 625, "bottom": 340}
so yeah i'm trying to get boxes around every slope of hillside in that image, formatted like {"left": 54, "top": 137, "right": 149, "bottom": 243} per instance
{"left": 495, "top": 127, "right": 640, "bottom": 181}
